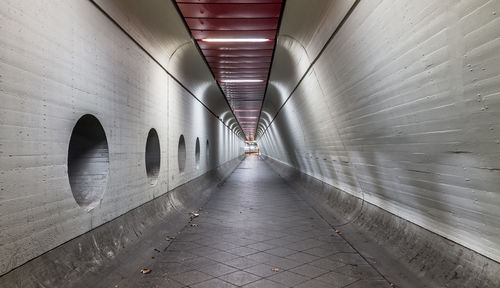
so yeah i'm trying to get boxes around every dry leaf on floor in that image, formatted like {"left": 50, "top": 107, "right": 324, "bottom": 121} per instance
{"left": 335, "top": 229, "right": 341, "bottom": 233}
{"left": 140, "top": 269, "right": 151, "bottom": 274}
{"left": 190, "top": 223, "right": 199, "bottom": 227}
{"left": 271, "top": 268, "right": 280, "bottom": 272}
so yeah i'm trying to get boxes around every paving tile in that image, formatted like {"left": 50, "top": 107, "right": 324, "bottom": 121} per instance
{"left": 265, "top": 247, "right": 297, "bottom": 257}
{"left": 190, "top": 246, "right": 222, "bottom": 257}
{"left": 247, "top": 242, "right": 276, "bottom": 251}
{"left": 266, "top": 271, "right": 309, "bottom": 287}
{"left": 327, "top": 253, "right": 368, "bottom": 265}
{"left": 225, "top": 257, "right": 260, "bottom": 269}
{"left": 244, "top": 263, "right": 282, "bottom": 277}
{"left": 197, "top": 262, "right": 238, "bottom": 277}
{"left": 344, "top": 279, "right": 393, "bottom": 287}
{"left": 290, "top": 264, "right": 329, "bottom": 278}
{"left": 309, "top": 258, "right": 346, "bottom": 270}
{"left": 315, "top": 271, "right": 359, "bottom": 287}
{"left": 93, "top": 158, "right": 388, "bottom": 288}
{"left": 151, "top": 261, "right": 192, "bottom": 275}
{"left": 294, "top": 279, "right": 335, "bottom": 288}
{"left": 286, "top": 252, "right": 319, "bottom": 264}
{"left": 242, "top": 279, "right": 288, "bottom": 288}
{"left": 182, "top": 257, "right": 217, "bottom": 269}
{"left": 303, "top": 247, "right": 337, "bottom": 257}
{"left": 190, "top": 278, "right": 237, "bottom": 288}
{"left": 226, "top": 246, "right": 260, "bottom": 257}
{"left": 205, "top": 251, "right": 240, "bottom": 262}
{"left": 265, "top": 257, "right": 302, "bottom": 270}
{"left": 219, "top": 271, "right": 261, "bottom": 286}
{"left": 170, "top": 270, "right": 213, "bottom": 286}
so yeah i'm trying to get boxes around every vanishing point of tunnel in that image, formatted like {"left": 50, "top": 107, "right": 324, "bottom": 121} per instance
{"left": 1, "top": 0, "right": 500, "bottom": 287}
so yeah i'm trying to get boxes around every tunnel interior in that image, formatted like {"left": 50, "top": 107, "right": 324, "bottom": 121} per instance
{"left": 67, "top": 114, "right": 110, "bottom": 210}
{"left": 1, "top": 0, "right": 500, "bottom": 287}
{"left": 145, "top": 128, "right": 161, "bottom": 185}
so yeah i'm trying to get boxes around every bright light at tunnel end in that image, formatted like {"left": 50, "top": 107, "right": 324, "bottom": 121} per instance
{"left": 221, "top": 79, "right": 264, "bottom": 83}
{"left": 201, "top": 38, "right": 271, "bottom": 43}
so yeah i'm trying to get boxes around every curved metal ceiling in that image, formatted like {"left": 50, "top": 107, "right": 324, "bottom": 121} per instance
{"left": 175, "top": 0, "right": 285, "bottom": 140}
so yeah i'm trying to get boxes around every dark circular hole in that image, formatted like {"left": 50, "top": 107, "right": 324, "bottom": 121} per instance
{"left": 68, "top": 114, "right": 109, "bottom": 210}
{"left": 206, "top": 140, "right": 210, "bottom": 166}
{"left": 145, "top": 128, "right": 160, "bottom": 185}
{"left": 195, "top": 137, "right": 200, "bottom": 169}
{"left": 178, "top": 135, "right": 186, "bottom": 173}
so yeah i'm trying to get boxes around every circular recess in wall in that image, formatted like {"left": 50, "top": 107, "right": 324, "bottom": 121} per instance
{"left": 178, "top": 135, "right": 186, "bottom": 173}
{"left": 145, "top": 128, "right": 161, "bottom": 185}
{"left": 206, "top": 140, "right": 210, "bottom": 166}
{"left": 68, "top": 114, "right": 109, "bottom": 210}
{"left": 195, "top": 137, "right": 200, "bottom": 169}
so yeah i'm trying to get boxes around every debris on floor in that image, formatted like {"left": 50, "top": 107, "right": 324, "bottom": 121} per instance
{"left": 271, "top": 267, "right": 280, "bottom": 272}
{"left": 165, "top": 236, "right": 175, "bottom": 241}
{"left": 140, "top": 269, "right": 151, "bottom": 274}
{"left": 190, "top": 223, "right": 199, "bottom": 227}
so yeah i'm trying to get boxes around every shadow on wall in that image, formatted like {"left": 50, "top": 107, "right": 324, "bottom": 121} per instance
{"left": 145, "top": 128, "right": 161, "bottom": 186}
{"left": 68, "top": 114, "right": 109, "bottom": 211}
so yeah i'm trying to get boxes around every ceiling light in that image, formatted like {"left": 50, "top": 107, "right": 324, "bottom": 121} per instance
{"left": 201, "top": 38, "right": 271, "bottom": 43}
{"left": 221, "top": 79, "right": 264, "bottom": 83}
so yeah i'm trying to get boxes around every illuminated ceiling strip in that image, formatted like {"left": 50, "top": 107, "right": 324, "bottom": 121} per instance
{"left": 201, "top": 38, "right": 271, "bottom": 43}
{"left": 221, "top": 79, "right": 264, "bottom": 83}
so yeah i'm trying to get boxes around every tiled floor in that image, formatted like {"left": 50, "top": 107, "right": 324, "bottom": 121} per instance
{"left": 112, "top": 157, "right": 391, "bottom": 287}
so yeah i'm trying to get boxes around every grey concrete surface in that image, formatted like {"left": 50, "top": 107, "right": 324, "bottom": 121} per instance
{"left": 264, "top": 156, "right": 500, "bottom": 288}
{"left": 1, "top": 0, "right": 500, "bottom": 286}
{"left": 0, "top": 0, "right": 244, "bottom": 276}
{"left": 0, "top": 157, "right": 243, "bottom": 288}
{"left": 73, "top": 156, "right": 394, "bottom": 288}
{"left": 258, "top": 0, "right": 500, "bottom": 264}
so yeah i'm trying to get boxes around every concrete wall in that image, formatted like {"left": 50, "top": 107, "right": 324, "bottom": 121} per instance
{"left": 258, "top": 0, "right": 500, "bottom": 263}
{"left": 0, "top": 0, "right": 243, "bottom": 276}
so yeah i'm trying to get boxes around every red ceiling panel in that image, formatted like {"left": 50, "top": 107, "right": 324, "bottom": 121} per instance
{"left": 206, "top": 56, "right": 272, "bottom": 63}
{"left": 185, "top": 18, "right": 278, "bottom": 31}
{"left": 177, "top": 3, "right": 281, "bottom": 18}
{"left": 211, "top": 67, "right": 269, "bottom": 73}
{"left": 192, "top": 30, "right": 276, "bottom": 40}
{"left": 202, "top": 49, "right": 273, "bottom": 57}
{"left": 178, "top": 0, "right": 281, "bottom": 3}
{"left": 209, "top": 62, "right": 271, "bottom": 69}
{"left": 197, "top": 41, "right": 275, "bottom": 50}
{"left": 176, "top": 0, "right": 283, "bottom": 140}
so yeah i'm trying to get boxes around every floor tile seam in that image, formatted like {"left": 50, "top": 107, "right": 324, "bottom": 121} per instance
{"left": 259, "top": 158, "right": 394, "bottom": 287}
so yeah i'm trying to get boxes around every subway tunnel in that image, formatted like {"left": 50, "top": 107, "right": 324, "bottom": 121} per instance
{"left": 1, "top": 0, "right": 500, "bottom": 287}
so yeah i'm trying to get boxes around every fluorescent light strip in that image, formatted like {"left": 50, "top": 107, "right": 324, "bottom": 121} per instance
{"left": 221, "top": 79, "right": 264, "bottom": 83}
{"left": 202, "top": 38, "right": 271, "bottom": 43}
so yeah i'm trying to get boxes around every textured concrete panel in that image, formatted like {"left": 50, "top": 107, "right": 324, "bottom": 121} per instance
{"left": 0, "top": 0, "right": 243, "bottom": 276}
{"left": 264, "top": 156, "right": 500, "bottom": 288}
{"left": 259, "top": 0, "right": 500, "bottom": 263}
